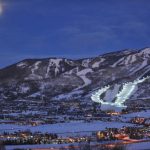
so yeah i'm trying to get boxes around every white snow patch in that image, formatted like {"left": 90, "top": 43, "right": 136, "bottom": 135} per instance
{"left": 103, "top": 84, "right": 120, "bottom": 102}
{"left": 130, "top": 59, "right": 148, "bottom": 75}
{"left": 82, "top": 59, "right": 91, "bottom": 67}
{"left": 139, "top": 48, "right": 150, "bottom": 58}
{"left": 25, "top": 61, "right": 42, "bottom": 80}
{"left": 17, "top": 62, "right": 28, "bottom": 68}
{"left": 0, "top": 121, "right": 134, "bottom": 134}
{"left": 127, "top": 141, "right": 150, "bottom": 150}
{"left": 92, "top": 58, "right": 105, "bottom": 68}
{"left": 28, "top": 92, "right": 41, "bottom": 98}
{"left": 76, "top": 68, "right": 93, "bottom": 89}
{"left": 122, "top": 110, "right": 150, "bottom": 118}
{"left": 121, "top": 55, "right": 137, "bottom": 65}
{"left": 31, "top": 61, "right": 41, "bottom": 74}
{"left": 53, "top": 90, "right": 83, "bottom": 100}
{"left": 45, "top": 59, "right": 62, "bottom": 77}
{"left": 19, "top": 86, "right": 30, "bottom": 94}
{"left": 111, "top": 57, "right": 124, "bottom": 67}
{"left": 111, "top": 54, "right": 138, "bottom": 68}
{"left": 130, "top": 55, "right": 137, "bottom": 63}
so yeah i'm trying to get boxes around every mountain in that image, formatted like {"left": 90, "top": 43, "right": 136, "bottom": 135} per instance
{"left": 0, "top": 48, "right": 150, "bottom": 111}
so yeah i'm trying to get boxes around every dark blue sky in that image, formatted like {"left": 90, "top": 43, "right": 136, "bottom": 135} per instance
{"left": 0, "top": 0, "right": 150, "bottom": 68}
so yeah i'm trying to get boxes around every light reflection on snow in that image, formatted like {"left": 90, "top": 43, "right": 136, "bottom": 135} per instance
{"left": 91, "top": 76, "right": 150, "bottom": 110}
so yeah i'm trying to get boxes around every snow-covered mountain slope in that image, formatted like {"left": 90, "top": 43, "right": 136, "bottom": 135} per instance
{"left": 91, "top": 76, "right": 150, "bottom": 111}
{"left": 0, "top": 48, "right": 150, "bottom": 110}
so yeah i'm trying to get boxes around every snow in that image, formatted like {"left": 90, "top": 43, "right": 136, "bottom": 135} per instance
{"left": 125, "top": 55, "right": 132, "bottom": 65}
{"left": 26, "top": 61, "right": 42, "bottom": 80}
{"left": 139, "top": 48, "right": 150, "bottom": 58}
{"left": 138, "top": 66, "right": 150, "bottom": 78}
{"left": 111, "top": 48, "right": 150, "bottom": 68}
{"left": 46, "top": 59, "right": 62, "bottom": 77}
{"left": 4, "top": 111, "right": 40, "bottom": 117}
{"left": 125, "top": 55, "right": 137, "bottom": 65}
{"left": 45, "top": 60, "right": 51, "bottom": 78}
{"left": 130, "top": 59, "right": 148, "bottom": 75}
{"left": 6, "top": 144, "right": 75, "bottom": 150}
{"left": 122, "top": 110, "right": 150, "bottom": 118}
{"left": 39, "top": 82, "right": 51, "bottom": 92}
{"left": 5, "top": 141, "right": 150, "bottom": 150}
{"left": 28, "top": 92, "right": 41, "bottom": 98}
{"left": 91, "top": 85, "right": 110, "bottom": 104}
{"left": 31, "top": 61, "right": 41, "bottom": 75}
{"left": 19, "top": 86, "right": 30, "bottom": 94}
{"left": 91, "top": 76, "right": 150, "bottom": 111}
{"left": 82, "top": 59, "right": 91, "bottom": 67}
{"left": 103, "top": 84, "right": 120, "bottom": 102}
{"left": 76, "top": 68, "right": 93, "bottom": 89}
{"left": 145, "top": 119, "right": 150, "bottom": 124}
{"left": 111, "top": 54, "right": 137, "bottom": 68}
{"left": 114, "top": 76, "right": 149, "bottom": 107}
{"left": 77, "top": 68, "right": 93, "bottom": 76}
{"left": 111, "top": 57, "right": 124, "bottom": 67}
{"left": 92, "top": 58, "right": 105, "bottom": 68}
{"left": 53, "top": 90, "right": 83, "bottom": 100}
{"left": 121, "top": 55, "right": 136, "bottom": 66}
{"left": 65, "top": 59, "right": 74, "bottom": 66}
{"left": 127, "top": 141, "right": 150, "bottom": 150}
{"left": 0, "top": 121, "right": 134, "bottom": 134}
{"left": 66, "top": 68, "right": 74, "bottom": 74}
{"left": 130, "top": 55, "right": 137, "bottom": 63}
{"left": 17, "top": 62, "right": 28, "bottom": 68}
{"left": 50, "top": 59, "right": 62, "bottom": 76}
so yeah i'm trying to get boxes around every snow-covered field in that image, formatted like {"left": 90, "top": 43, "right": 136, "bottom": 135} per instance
{"left": 122, "top": 110, "right": 150, "bottom": 118}
{"left": 0, "top": 121, "right": 134, "bottom": 135}
{"left": 5, "top": 141, "right": 150, "bottom": 150}
{"left": 6, "top": 144, "right": 72, "bottom": 150}
{"left": 2, "top": 110, "right": 43, "bottom": 116}
{"left": 127, "top": 141, "right": 150, "bottom": 150}
{"left": 53, "top": 90, "right": 83, "bottom": 100}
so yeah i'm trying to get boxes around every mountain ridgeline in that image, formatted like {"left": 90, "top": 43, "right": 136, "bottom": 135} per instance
{"left": 0, "top": 48, "right": 150, "bottom": 109}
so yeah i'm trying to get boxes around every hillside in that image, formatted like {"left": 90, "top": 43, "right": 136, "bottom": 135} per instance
{"left": 0, "top": 48, "right": 150, "bottom": 112}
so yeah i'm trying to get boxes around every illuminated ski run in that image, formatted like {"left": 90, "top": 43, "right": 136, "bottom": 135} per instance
{"left": 91, "top": 76, "right": 150, "bottom": 110}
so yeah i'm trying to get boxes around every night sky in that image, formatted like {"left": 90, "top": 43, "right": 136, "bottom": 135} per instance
{"left": 0, "top": 0, "right": 150, "bottom": 68}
